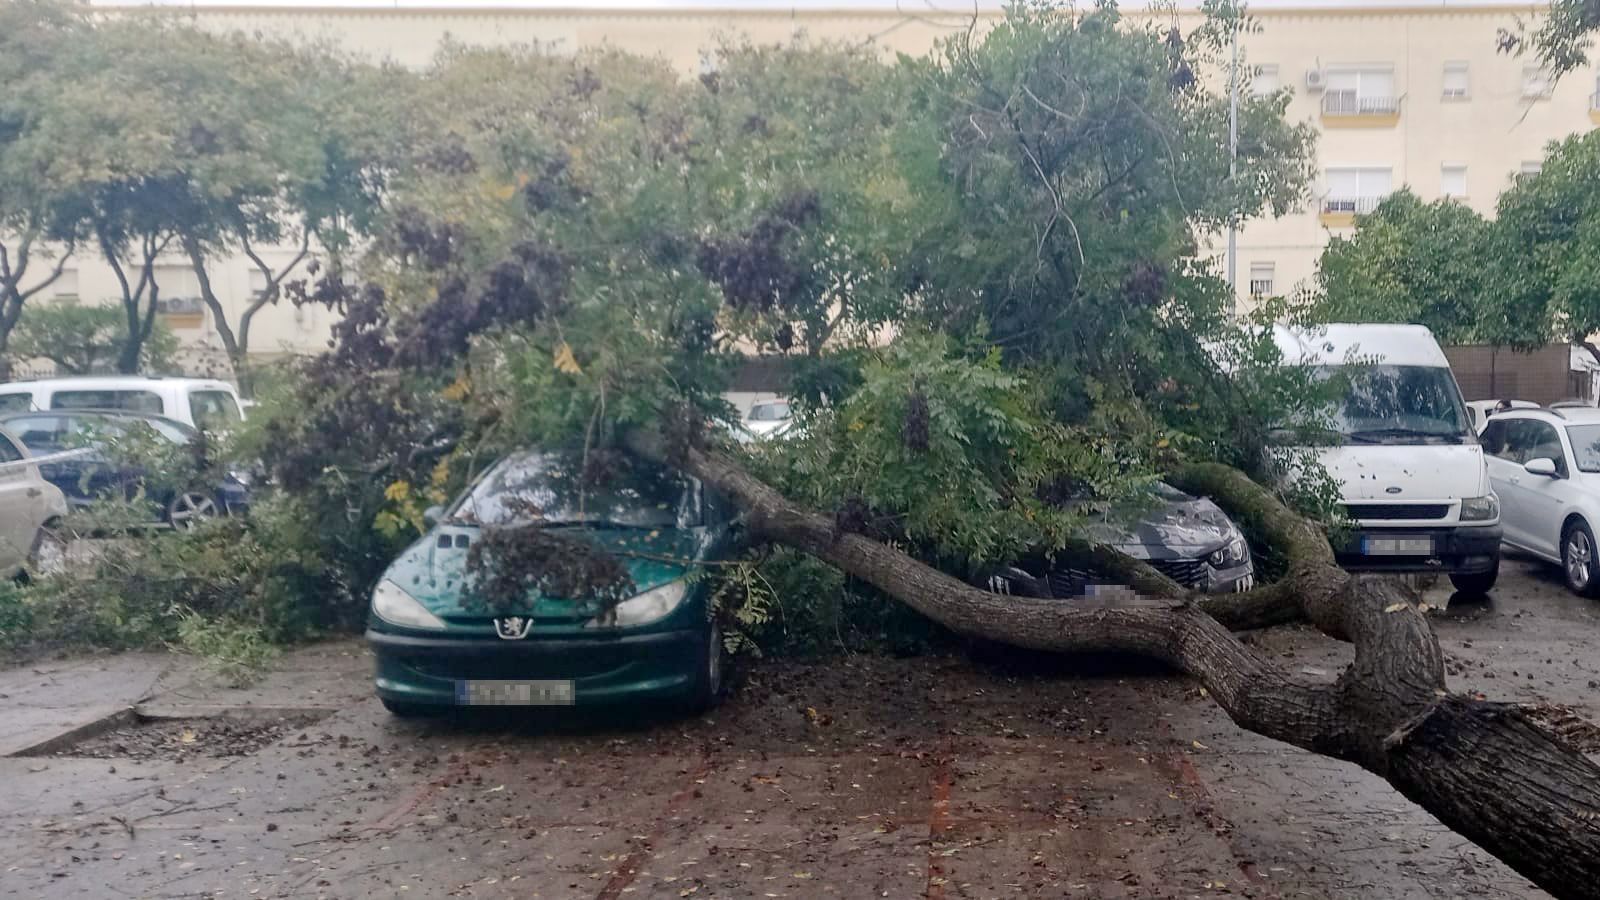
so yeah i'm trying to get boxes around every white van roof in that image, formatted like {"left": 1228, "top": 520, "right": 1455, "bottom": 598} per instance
{"left": 1271, "top": 324, "right": 1450, "bottom": 368}
{"left": 0, "top": 376, "right": 237, "bottom": 393}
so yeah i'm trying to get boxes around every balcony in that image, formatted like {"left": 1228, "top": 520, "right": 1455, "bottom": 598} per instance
{"left": 1320, "top": 91, "right": 1400, "bottom": 127}
{"left": 1319, "top": 195, "right": 1383, "bottom": 227}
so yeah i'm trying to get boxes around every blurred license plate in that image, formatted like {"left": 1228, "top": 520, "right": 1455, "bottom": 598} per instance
{"left": 1362, "top": 536, "right": 1433, "bottom": 556}
{"left": 457, "top": 680, "right": 574, "bottom": 706}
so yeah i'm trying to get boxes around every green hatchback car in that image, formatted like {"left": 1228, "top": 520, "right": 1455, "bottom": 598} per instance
{"left": 366, "top": 449, "right": 741, "bottom": 717}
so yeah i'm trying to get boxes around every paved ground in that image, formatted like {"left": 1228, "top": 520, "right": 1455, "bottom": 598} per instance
{"left": 0, "top": 553, "right": 1596, "bottom": 899}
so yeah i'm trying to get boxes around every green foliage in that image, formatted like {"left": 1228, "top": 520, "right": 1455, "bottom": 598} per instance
{"left": 1302, "top": 190, "right": 1497, "bottom": 345}
{"left": 8, "top": 303, "right": 176, "bottom": 374}
{"left": 732, "top": 549, "right": 949, "bottom": 657}
{"left": 1499, "top": 0, "right": 1600, "bottom": 79}
{"left": 175, "top": 611, "right": 280, "bottom": 688}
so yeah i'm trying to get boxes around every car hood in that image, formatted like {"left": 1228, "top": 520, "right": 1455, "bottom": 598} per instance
{"left": 384, "top": 525, "right": 710, "bottom": 619}
{"left": 1309, "top": 444, "right": 1488, "bottom": 501}
{"left": 1080, "top": 494, "right": 1238, "bottom": 560}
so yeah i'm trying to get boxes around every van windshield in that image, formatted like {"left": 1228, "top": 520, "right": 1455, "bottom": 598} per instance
{"left": 1310, "top": 365, "right": 1473, "bottom": 443}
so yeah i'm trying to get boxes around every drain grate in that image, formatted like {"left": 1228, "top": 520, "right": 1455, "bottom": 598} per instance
{"left": 21, "top": 709, "right": 333, "bottom": 761}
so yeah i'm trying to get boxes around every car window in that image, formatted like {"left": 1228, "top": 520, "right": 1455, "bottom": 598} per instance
{"left": 1506, "top": 419, "right": 1569, "bottom": 476}
{"left": 0, "top": 394, "right": 33, "bottom": 413}
{"left": 188, "top": 390, "right": 241, "bottom": 431}
{"left": 1479, "top": 420, "right": 1510, "bottom": 458}
{"left": 3, "top": 415, "right": 65, "bottom": 452}
{"left": 748, "top": 401, "right": 790, "bottom": 422}
{"left": 0, "top": 431, "right": 21, "bottom": 464}
{"left": 51, "top": 390, "right": 164, "bottom": 415}
{"left": 1568, "top": 425, "right": 1600, "bottom": 474}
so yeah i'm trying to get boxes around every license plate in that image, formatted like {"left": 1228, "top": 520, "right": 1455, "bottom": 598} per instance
{"left": 456, "top": 680, "right": 574, "bottom": 706}
{"left": 1362, "top": 535, "right": 1434, "bottom": 556}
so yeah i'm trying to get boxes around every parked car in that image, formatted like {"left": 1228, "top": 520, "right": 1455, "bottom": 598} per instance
{"left": 0, "top": 410, "right": 249, "bottom": 527}
{"left": 1465, "top": 399, "right": 1539, "bottom": 431}
{"left": 0, "top": 376, "right": 244, "bottom": 432}
{"left": 366, "top": 448, "right": 742, "bottom": 717}
{"left": 977, "top": 482, "right": 1255, "bottom": 597}
{"left": 0, "top": 426, "right": 69, "bottom": 577}
{"left": 1269, "top": 324, "right": 1501, "bottom": 596}
{"left": 741, "top": 399, "right": 793, "bottom": 440}
{"left": 1478, "top": 407, "right": 1600, "bottom": 597}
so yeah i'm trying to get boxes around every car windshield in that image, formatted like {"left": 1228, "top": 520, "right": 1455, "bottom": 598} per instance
{"left": 748, "top": 401, "right": 790, "bottom": 422}
{"left": 447, "top": 450, "right": 703, "bottom": 529}
{"left": 69, "top": 415, "right": 194, "bottom": 445}
{"left": 1567, "top": 425, "right": 1600, "bottom": 473}
{"left": 1306, "top": 364, "right": 1473, "bottom": 443}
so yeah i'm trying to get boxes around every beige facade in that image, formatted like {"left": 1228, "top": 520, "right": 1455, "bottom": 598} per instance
{"left": 26, "top": 2, "right": 1596, "bottom": 370}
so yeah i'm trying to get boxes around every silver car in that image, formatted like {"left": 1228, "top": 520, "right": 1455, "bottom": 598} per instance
{"left": 0, "top": 426, "right": 69, "bottom": 577}
{"left": 981, "top": 483, "right": 1255, "bottom": 597}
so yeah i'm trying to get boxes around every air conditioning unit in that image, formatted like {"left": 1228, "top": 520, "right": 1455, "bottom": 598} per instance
{"left": 1305, "top": 69, "right": 1327, "bottom": 91}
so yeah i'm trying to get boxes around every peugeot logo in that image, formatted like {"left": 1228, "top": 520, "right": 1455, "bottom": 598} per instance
{"left": 493, "top": 616, "right": 534, "bottom": 640}
{"left": 1385, "top": 486, "right": 1403, "bottom": 494}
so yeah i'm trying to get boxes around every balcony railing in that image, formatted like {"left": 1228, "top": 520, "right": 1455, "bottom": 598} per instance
{"left": 1322, "top": 195, "right": 1384, "bottom": 215}
{"left": 1321, "top": 91, "right": 1399, "bottom": 116}
{"left": 1248, "top": 279, "right": 1275, "bottom": 297}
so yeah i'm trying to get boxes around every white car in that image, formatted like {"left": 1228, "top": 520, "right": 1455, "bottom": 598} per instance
{"left": 0, "top": 376, "right": 244, "bottom": 432}
{"left": 740, "top": 399, "right": 793, "bottom": 442}
{"left": 1465, "top": 399, "right": 1539, "bottom": 432}
{"left": 1478, "top": 407, "right": 1600, "bottom": 597}
{"left": 0, "top": 426, "right": 69, "bottom": 577}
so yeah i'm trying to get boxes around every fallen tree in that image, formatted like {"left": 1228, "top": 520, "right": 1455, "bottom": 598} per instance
{"left": 628, "top": 429, "right": 1600, "bottom": 900}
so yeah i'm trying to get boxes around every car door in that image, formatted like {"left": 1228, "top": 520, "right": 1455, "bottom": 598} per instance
{"left": 1513, "top": 420, "right": 1577, "bottom": 558}
{"left": 1498, "top": 419, "right": 1568, "bottom": 558}
{"left": 0, "top": 430, "right": 43, "bottom": 572}
{"left": 1478, "top": 419, "right": 1530, "bottom": 548}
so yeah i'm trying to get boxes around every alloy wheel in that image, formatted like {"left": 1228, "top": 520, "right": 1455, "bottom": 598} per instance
{"left": 169, "top": 493, "right": 219, "bottom": 529}
{"left": 1567, "top": 530, "right": 1592, "bottom": 591}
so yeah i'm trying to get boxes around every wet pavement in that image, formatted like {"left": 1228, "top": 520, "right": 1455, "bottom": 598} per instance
{"left": 0, "top": 554, "right": 1594, "bottom": 899}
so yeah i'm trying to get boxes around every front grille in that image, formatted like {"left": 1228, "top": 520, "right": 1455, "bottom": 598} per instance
{"left": 406, "top": 648, "right": 635, "bottom": 681}
{"left": 1046, "top": 568, "right": 1092, "bottom": 598}
{"left": 1344, "top": 503, "right": 1449, "bottom": 520}
{"left": 1148, "top": 558, "right": 1207, "bottom": 588}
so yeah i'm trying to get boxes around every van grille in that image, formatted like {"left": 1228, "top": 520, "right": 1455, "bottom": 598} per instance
{"left": 1344, "top": 504, "right": 1450, "bottom": 521}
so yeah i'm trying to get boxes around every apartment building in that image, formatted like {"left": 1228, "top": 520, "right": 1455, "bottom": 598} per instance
{"left": 35, "top": 0, "right": 1597, "bottom": 367}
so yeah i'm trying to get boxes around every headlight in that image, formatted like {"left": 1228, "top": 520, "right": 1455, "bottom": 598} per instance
{"left": 1461, "top": 494, "right": 1499, "bottom": 522}
{"left": 586, "top": 580, "right": 689, "bottom": 629}
{"left": 1207, "top": 535, "right": 1249, "bottom": 568}
{"left": 372, "top": 578, "right": 446, "bottom": 629}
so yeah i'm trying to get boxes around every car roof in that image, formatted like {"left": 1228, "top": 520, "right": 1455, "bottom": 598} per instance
{"left": 1270, "top": 324, "right": 1449, "bottom": 368}
{"left": 0, "top": 376, "right": 236, "bottom": 393}
{"left": 1492, "top": 408, "right": 1600, "bottom": 425}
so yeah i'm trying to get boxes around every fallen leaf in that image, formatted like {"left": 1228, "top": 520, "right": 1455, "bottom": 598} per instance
{"left": 1384, "top": 602, "right": 1408, "bottom": 613}
{"left": 553, "top": 342, "right": 582, "bottom": 375}
{"left": 179, "top": 730, "right": 198, "bottom": 744}
{"left": 1191, "top": 740, "right": 1209, "bottom": 750}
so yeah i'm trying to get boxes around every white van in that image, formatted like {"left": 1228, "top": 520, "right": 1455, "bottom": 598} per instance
{"left": 1271, "top": 324, "right": 1501, "bottom": 594}
{"left": 0, "top": 376, "right": 244, "bottom": 432}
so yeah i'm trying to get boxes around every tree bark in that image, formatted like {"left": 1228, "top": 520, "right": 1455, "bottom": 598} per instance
{"left": 625, "top": 431, "right": 1600, "bottom": 899}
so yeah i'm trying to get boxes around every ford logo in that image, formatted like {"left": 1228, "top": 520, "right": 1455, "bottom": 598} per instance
{"left": 1385, "top": 486, "right": 1403, "bottom": 494}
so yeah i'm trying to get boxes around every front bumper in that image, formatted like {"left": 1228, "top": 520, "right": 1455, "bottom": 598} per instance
{"left": 367, "top": 627, "right": 704, "bottom": 708}
{"left": 1335, "top": 523, "right": 1502, "bottom": 574}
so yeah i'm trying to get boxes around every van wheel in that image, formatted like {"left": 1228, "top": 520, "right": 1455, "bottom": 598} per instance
{"left": 1449, "top": 560, "right": 1498, "bottom": 597}
{"left": 1562, "top": 521, "right": 1600, "bottom": 598}
{"left": 684, "top": 622, "right": 727, "bottom": 715}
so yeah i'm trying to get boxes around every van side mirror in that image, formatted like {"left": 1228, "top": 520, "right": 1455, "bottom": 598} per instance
{"left": 1524, "top": 457, "right": 1559, "bottom": 478}
{"left": 422, "top": 505, "right": 445, "bottom": 527}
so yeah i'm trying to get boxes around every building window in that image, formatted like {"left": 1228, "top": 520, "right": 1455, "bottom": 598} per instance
{"left": 1592, "top": 74, "right": 1600, "bottom": 110}
{"left": 1442, "top": 61, "right": 1470, "bottom": 99}
{"left": 1441, "top": 164, "right": 1468, "bottom": 198}
{"left": 51, "top": 269, "right": 78, "bottom": 302}
{"left": 1249, "top": 262, "right": 1276, "bottom": 298}
{"left": 1522, "top": 64, "right": 1553, "bottom": 99}
{"left": 1253, "top": 64, "right": 1280, "bottom": 96}
{"left": 248, "top": 269, "right": 269, "bottom": 301}
{"left": 1519, "top": 160, "right": 1543, "bottom": 178}
{"left": 1322, "top": 66, "right": 1397, "bottom": 115}
{"left": 1323, "top": 167, "right": 1393, "bottom": 214}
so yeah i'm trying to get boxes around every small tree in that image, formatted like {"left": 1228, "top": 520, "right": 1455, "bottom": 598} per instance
{"left": 7, "top": 304, "right": 176, "bottom": 375}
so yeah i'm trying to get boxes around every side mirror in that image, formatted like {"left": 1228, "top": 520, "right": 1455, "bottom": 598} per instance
{"left": 1524, "top": 457, "right": 1559, "bottom": 478}
{"left": 422, "top": 505, "right": 445, "bottom": 527}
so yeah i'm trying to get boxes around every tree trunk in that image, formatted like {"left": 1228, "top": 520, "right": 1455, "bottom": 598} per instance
{"left": 625, "top": 430, "right": 1600, "bottom": 899}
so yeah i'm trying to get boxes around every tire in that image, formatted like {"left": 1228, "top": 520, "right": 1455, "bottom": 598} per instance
{"left": 381, "top": 698, "right": 442, "bottom": 718}
{"left": 1562, "top": 520, "right": 1600, "bottom": 598}
{"left": 684, "top": 621, "right": 727, "bottom": 715}
{"left": 27, "top": 521, "right": 68, "bottom": 577}
{"left": 1449, "top": 559, "right": 1499, "bottom": 597}
{"left": 167, "top": 492, "right": 220, "bottom": 529}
